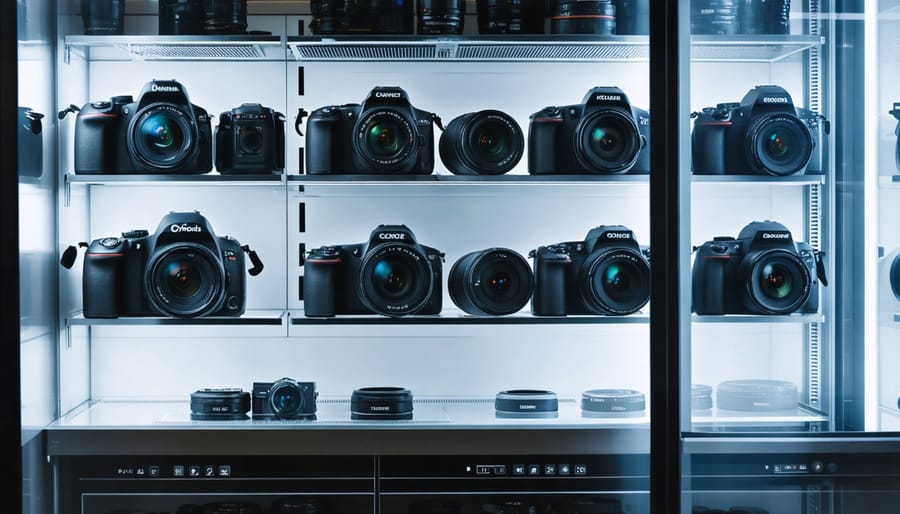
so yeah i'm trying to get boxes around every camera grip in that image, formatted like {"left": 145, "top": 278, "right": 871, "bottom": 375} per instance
{"left": 83, "top": 255, "right": 122, "bottom": 318}
{"left": 303, "top": 256, "right": 339, "bottom": 317}
{"left": 531, "top": 249, "right": 570, "bottom": 316}
{"left": 528, "top": 113, "right": 562, "bottom": 174}
{"left": 691, "top": 251, "right": 728, "bottom": 315}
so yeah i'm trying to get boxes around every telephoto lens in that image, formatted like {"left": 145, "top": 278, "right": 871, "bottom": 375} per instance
{"left": 739, "top": 0, "right": 790, "bottom": 34}
{"left": 439, "top": 110, "right": 524, "bottom": 175}
{"left": 159, "top": 0, "right": 205, "bottom": 34}
{"left": 477, "top": 0, "right": 548, "bottom": 34}
{"left": 418, "top": 0, "right": 466, "bottom": 34}
{"left": 203, "top": 0, "right": 248, "bottom": 34}
{"left": 449, "top": 248, "right": 534, "bottom": 315}
{"left": 81, "top": 0, "right": 125, "bottom": 35}
{"left": 551, "top": 0, "right": 616, "bottom": 35}
{"left": 691, "top": 0, "right": 739, "bottom": 35}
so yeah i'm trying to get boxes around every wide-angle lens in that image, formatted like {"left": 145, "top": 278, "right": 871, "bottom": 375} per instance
{"left": 449, "top": 248, "right": 533, "bottom": 316}
{"left": 359, "top": 244, "right": 433, "bottom": 316}
{"left": 740, "top": 249, "right": 811, "bottom": 314}
{"left": 147, "top": 244, "right": 224, "bottom": 317}
{"left": 746, "top": 114, "right": 813, "bottom": 176}
{"left": 581, "top": 249, "right": 650, "bottom": 315}
{"left": 576, "top": 109, "right": 641, "bottom": 173}
{"left": 440, "top": 110, "right": 524, "bottom": 175}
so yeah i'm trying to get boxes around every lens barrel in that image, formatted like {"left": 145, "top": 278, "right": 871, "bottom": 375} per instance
{"left": 477, "top": 0, "right": 547, "bottom": 34}
{"left": 745, "top": 113, "right": 813, "bottom": 176}
{"left": 739, "top": 248, "right": 811, "bottom": 314}
{"left": 202, "top": 0, "right": 248, "bottom": 34}
{"left": 418, "top": 0, "right": 466, "bottom": 34}
{"left": 739, "top": 0, "right": 790, "bottom": 34}
{"left": 449, "top": 248, "right": 533, "bottom": 316}
{"left": 578, "top": 247, "right": 650, "bottom": 315}
{"left": 159, "top": 0, "right": 205, "bottom": 34}
{"left": 494, "top": 389, "right": 559, "bottom": 417}
{"left": 440, "top": 110, "right": 524, "bottom": 175}
{"left": 190, "top": 388, "right": 251, "bottom": 420}
{"left": 354, "top": 109, "right": 417, "bottom": 172}
{"left": 691, "top": 0, "right": 739, "bottom": 35}
{"left": 81, "top": 0, "right": 125, "bottom": 35}
{"left": 359, "top": 242, "right": 434, "bottom": 316}
{"left": 580, "top": 389, "right": 646, "bottom": 414}
{"left": 146, "top": 243, "right": 225, "bottom": 318}
{"left": 716, "top": 379, "right": 798, "bottom": 412}
{"left": 574, "top": 108, "right": 643, "bottom": 174}
{"left": 551, "top": 0, "right": 616, "bottom": 35}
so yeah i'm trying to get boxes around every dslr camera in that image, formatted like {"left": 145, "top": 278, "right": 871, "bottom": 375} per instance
{"left": 528, "top": 86, "right": 650, "bottom": 175}
{"left": 530, "top": 225, "right": 651, "bottom": 316}
{"left": 82, "top": 211, "right": 261, "bottom": 318}
{"left": 692, "top": 85, "right": 828, "bottom": 176}
{"left": 692, "top": 221, "right": 825, "bottom": 315}
{"left": 252, "top": 378, "right": 317, "bottom": 420}
{"left": 215, "top": 103, "right": 286, "bottom": 174}
{"left": 305, "top": 87, "right": 440, "bottom": 175}
{"left": 304, "top": 224, "right": 443, "bottom": 317}
{"left": 74, "top": 80, "right": 213, "bottom": 174}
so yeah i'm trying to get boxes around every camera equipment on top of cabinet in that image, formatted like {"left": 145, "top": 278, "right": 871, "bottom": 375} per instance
{"left": 530, "top": 225, "right": 651, "bottom": 316}
{"left": 692, "top": 220, "right": 825, "bottom": 316}
{"left": 81, "top": 0, "right": 124, "bottom": 35}
{"left": 439, "top": 110, "right": 524, "bottom": 175}
{"left": 494, "top": 389, "right": 559, "bottom": 417}
{"left": 190, "top": 388, "right": 251, "bottom": 420}
{"left": 528, "top": 86, "right": 650, "bottom": 175}
{"left": 418, "top": 0, "right": 467, "bottom": 34}
{"left": 305, "top": 87, "right": 441, "bottom": 175}
{"left": 304, "top": 225, "right": 444, "bottom": 317}
{"left": 252, "top": 378, "right": 318, "bottom": 420}
{"left": 692, "top": 85, "right": 827, "bottom": 177}
{"left": 449, "top": 248, "right": 534, "bottom": 316}
{"left": 80, "top": 211, "right": 263, "bottom": 318}
{"left": 309, "top": 0, "right": 415, "bottom": 34}
{"left": 215, "top": 103, "right": 286, "bottom": 174}
{"left": 550, "top": 0, "right": 616, "bottom": 35}
{"left": 74, "top": 80, "right": 212, "bottom": 174}
{"left": 613, "top": 0, "right": 649, "bottom": 34}
{"left": 18, "top": 107, "right": 43, "bottom": 178}
{"left": 690, "top": 0, "right": 789, "bottom": 35}
{"left": 351, "top": 386, "right": 414, "bottom": 419}
{"left": 476, "top": 0, "right": 548, "bottom": 34}
{"left": 159, "top": 0, "right": 249, "bottom": 35}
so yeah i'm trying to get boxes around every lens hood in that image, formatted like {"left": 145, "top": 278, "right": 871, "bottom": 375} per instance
{"left": 190, "top": 388, "right": 251, "bottom": 421}
{"left": 351, "top": 386, "right": 414, "bottom": 420}
{"left": 495, "top": 389, "right": 558, "bottom": 418}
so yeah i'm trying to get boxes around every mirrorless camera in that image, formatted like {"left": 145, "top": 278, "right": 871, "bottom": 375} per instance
{"left": 528, "top": 86, "right": 650, "bottom": 175}
{"left": 74, "top": 79, "right": 213, "bottom": 174}
{"left": 692, "top": 85, "right": 827, "bottom": 176}
{"left": 82, "top": 211, "right": 261, "bottom": 318}
{"left": 692, "top": 221, "right": 824, "bottom": 315}
{"left": 215, "top": 103, "right": 285, "bottom": 174}
{"left": 305, "top": 87, "right": 439, "bottom": 175}
{"left": 252, "top": 378, "right": 317, "bottom": 420}
{"left": 530, "top": 225, "right": 651, "bottom": 316}
{"left": 304, "top": 225, "right": 443, "bottom": 317}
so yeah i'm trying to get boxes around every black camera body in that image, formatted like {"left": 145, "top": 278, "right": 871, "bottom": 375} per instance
{"left": 692, "top": 221, "right": 821, "bottom": 315}
{"left": 305, "top": 87, "right": 438, "bottom": 175}
{"left": 215, "top": 103, "right": 286, "bottom": 174}
{"left": 528, "top": 86, "right": 650, "bottom": 175}
{"left": 74, "top": 80, "right": 213, "bottom": 174}
{"left": 304, "top": 225, "right": 443, "bottom": 317}
{"left": 530, "top": 225, "right": 651, "bottom": 316}
{"left": 82, "top": 211, "right": 248, "bottom": 319}
{"left": 692, "top": 85, "right": 827, "bottom": 176}
{"left": 252, "top": 378, "right": 317, "bottom": 420}
{"left": 18, "top": 107, "right": 43, "bottom": 178}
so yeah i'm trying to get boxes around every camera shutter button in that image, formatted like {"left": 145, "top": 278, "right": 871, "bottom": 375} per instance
{"left": 99, "top": 237, "right": 121, "bottom": 249}
{"left": 91, "top": 101, "right": 111, "bottom": 109}
{"left": 711, "top": 244, "right": 728, "bottom": 254}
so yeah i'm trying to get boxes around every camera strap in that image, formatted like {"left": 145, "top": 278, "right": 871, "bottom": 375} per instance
{"left": 57, "top": 104, "right": 80, "bottom": 120}
{"left": 242, "top": 245, "right": 264, "bottom": 277}
{"left": 294, "top": 108, "right": 308, "bottom": 136}
{"left": 815, "top": 250, "right": 828, "bottom": 287}
{"left": 431, "top": 113, "right": 444, "bottom": 131}
{"left": 59, "top": 242, "right": 88, "bottom": 269}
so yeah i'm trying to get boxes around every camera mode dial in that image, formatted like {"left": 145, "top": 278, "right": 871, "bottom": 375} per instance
{"left": 99, "top": 237, "right": 121, "bottom": 249}
{"left": 122, "top": 230, "right": 149, "bottom": 239}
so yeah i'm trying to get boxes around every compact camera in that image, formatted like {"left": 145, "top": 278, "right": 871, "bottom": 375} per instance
{"left": 530, "top": 225, "right": 651, "bottom": 316}
{"left": 82, "top": 211, "right": 261, "bottom": 318}
{"left": 692, "top": 85, "right": 828, "bottom": 176}
{"left": 215, "top": 103, "right": 286, "bottom": 174}
{"left": 305, "top": 87, "right": 439, "bottom": 175}
{"left": 304, "top": 225, "right": 444, "bottom": 317}
{"left": 692, "top": 221, "right": 825, "bottom": 315}
{"left": 74, "top": 80, "right": 213, "bottom": 174}
{"left": 528, "top": 86, "right": 650, "bottom": 175}
{"left": 252, "top": 378, "right": 318, "bottom": 420}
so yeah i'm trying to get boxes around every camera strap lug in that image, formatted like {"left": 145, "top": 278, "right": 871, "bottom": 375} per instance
{"left": 432, "top": 113, "right": 444, "bottom": 131}
{"left": 294, "top": 108, "right": 309, "bottom": 136}
{"left": 57, "top": 104, "right": 80, "bottom": 120}
{"left": 60, "top": 242, "right": 88, "bottom": 270}
{"left": 815, "top": 250, "right": 828, "bottom": 287}
{"left": 242, "top": 245, "right": 265, "bottom": 277}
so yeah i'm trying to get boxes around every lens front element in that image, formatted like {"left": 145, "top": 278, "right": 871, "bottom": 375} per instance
{"left": 146, "top": 243, "right": 225, "bottom": 317}
{"left": 746, "top": 113, "right": 813, "bottom": 176}
{"left": 740, "top": 248, "right": 811, "bottom": 314}
{"left": 268, "top": 379, "right": 305, "bottom": 419}
{"left": 129, "top": 103, "right": 196, "bottom": 171}
{"left": 449, "top": 248, "right": 533, "bottom": 316}
{"left": 355, "top": 110, "right": 416, "bottom": 171}
{"left": 360, "top": 244, "right": 433, "bottom": 316}
{"left": 576, "top": 109, "right": 642, "bottom": 174}
{"left": 581, "top": 249, "right": 650, "bottom": 315}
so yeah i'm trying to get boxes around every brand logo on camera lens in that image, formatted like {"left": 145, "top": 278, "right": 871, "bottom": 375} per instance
{"left": 170, "top": 224, "right": 203, "bottom": 233}
{"left": 151, "top": 84, "right": 181, "bottom": 93}
{"left": 378, "top": 233, "right": 406, "bottom": 240}
{"left": 606, "top": 232, "right": 632, "bottom": 240}
{"left": 370, "top": 406, "right": 391, "bottom": 411}
{"left": 519, "top": 404, "right": 537, "bottom": 410}
{"left": 762, "top": 97, "right": 790, "bottom": 104}
{"left": 762, "top": 232, "right": 790, "bottom": 239}
{"left": 375, "top": 92, "right": 403, "bottom": 99}
{"left": 596, "top": 95, "right": 622, "bottom": 102}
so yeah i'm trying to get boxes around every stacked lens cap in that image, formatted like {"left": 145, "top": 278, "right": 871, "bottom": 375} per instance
{"left": 351, "top": 386, "right": 414, "bottom": 420}
{"left": 495, "top": 389, "right": 559, "bottom": 418}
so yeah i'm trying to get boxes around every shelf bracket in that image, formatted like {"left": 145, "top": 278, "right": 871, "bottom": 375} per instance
{"left": 64, "top": 43, "right": 71, "bottom": 65}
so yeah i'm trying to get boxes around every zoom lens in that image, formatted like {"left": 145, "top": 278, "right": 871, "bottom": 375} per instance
{"left": 575, "top": 109, "right": 642, "bottom": 174}
{"left": 691, "top": 0, "right": 739, "bottom": 35}
{"left": 551, "top": 0, "right": 616, "bottom": 35}
{"left": 128, "top": 104, "right": 196, "bottom": 171}
{"left": 355, "top": 110, "right": 416, "bottom": 172}
{"left": 268, "top": 378, "right": 307, "bottom": 419}
{"left": 476, "top": 0, "right": 547, "bottom": 34}
{"left": 449, "top": 248, "right": 533, "bottom": 316}
{"left": 418, "top": 0, "right": 466, "bottom": 34}
{"left": 146, "top": 244, "right": 225, "bottom": 317}
{"left": 746, "top": 114, "right": 813, "bottom": 176}
{"left": 359, "top": 244, "right": 433, "bottom": 316}
{"left": 440, "top": 110, "right": 524, "bottom": 175}
{"left": 580, "top": 248, "right": 650, "bottom": 315}
{"left": 740, "top": 248, "right": 811, "bottom": 314}
{"left": 203, "top": 0, "right": 248, "bottom": 34}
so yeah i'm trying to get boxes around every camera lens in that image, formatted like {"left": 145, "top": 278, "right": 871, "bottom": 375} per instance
{"left": 746, "top": 114, "right": 813, "bottom": 176}
{"left": 351, "top": 386, "right": 414, "bottom": 419}
{"left": 310, "top": 0, "right": 349, "bottom": 34}
{"left": 159, "top": 0, "right": 205, "bottom": 35}
{"left": 739, "top": 0, "right": 790, "bottom": 34}
{"left": 691, "top": 0, "right": 739, "bottom": 35}
{"left": 359, "top": 244, "right": 433, "bottom": 316}
{"left": 268, "top": 378, "right": 308, "bottom": 419}
{"left": 891, "top": 253, "right": 900, "bottom": 300}
{"left": 418, "top": 0, "right": 466, "bottom": 34}
{"left": 575, "top": 109, "right": 642, "bottom": 174}
{"left": 81, "top": 0, "right": 125, "bottom": 35}
{"left": 614, "top": 0, "right": 649, "bottom": 35}
{"left": 238, "top": 125, "right": 263, "bottom": 154}
{"left": 355, "top": 110, "right": 416, "bottom": 172}
{"left": 128, "top": 104, "right": 196, "bottom": 171}
{"left": 203, "top": 0, "right": 248, "bottom": 34}
{"left": 551, "top": 0, "right": 616, "bottom": 35}
{"left": 147, "top": 244, "right": 225, "bottom": 317}
{"left": 580, "top": 249, "right": 650, "bottom": 315}
{"left": 346, "top": 0, "right": 415, "bottom": 33}
{"left": 477, "top": 0, "right": 547, "bottom": 34}
{"left": 440, "top": 110, "right": 524, "bottom": 175}
{"left": 740, "top": 248, "right": 811, "bottom": 314}
{"left": 449, "top": 248, "right": 533, "bottom": 316}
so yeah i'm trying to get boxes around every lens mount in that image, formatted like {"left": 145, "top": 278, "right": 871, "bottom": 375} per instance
{"left": 237, "top": 124, "right": 263, "bottom": 154}
{"left": 145, "top": 242, "right": 226, "bottom": 317}
{"left": 268, "top": 378, "right": 309, "bottom": 419}
{"left": 127, "top": 102, "right": 198, "bottom": 171}
{"left": 359, "top": 243, "right": 433, "bottom": 316}
{"left": 448, "top": 248, "right": 533, "bottom": 316}
{"left": 439, "top": 110, "right": 523, "bottom": 175}
{"left": 579, "top": 248, "right": 650, "bottom": 315}
{"left": 739, "top": 248, "right": 811, "bottom": 314}
{"left": 574, "top": 108, "right": 642, "bottom": 174}
{"left": 354, "top": 109, "right": 417, "bottom": 171}
{"left": 745, "top": 112, "right": 813, "bottom": 176}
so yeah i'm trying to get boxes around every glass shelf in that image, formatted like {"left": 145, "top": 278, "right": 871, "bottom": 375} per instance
{"left": 692, "top": 313, "right": 825, "bottom": 324}
{"left": 690, "top": 404, "right": 830, "bottom": 432}
{"left": 65, "top": 173, "right": 285, "bottom": 186}
{"left": 63, "top": 35, "right": 288, "bottom": 63}
{"left": 288, "top": 174, "right": 649, "bottom": 184}
{"left": 690, "top": 35, "right": 823, "bottom": 62}
{"left": 692, "top": 174, "right": 826, "bottom": 185}
{"left": 66, "top": 309, "right": 286, "bottom": 326}
{"left": 290, "top": 308, "right": 649, "bottom": 325}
